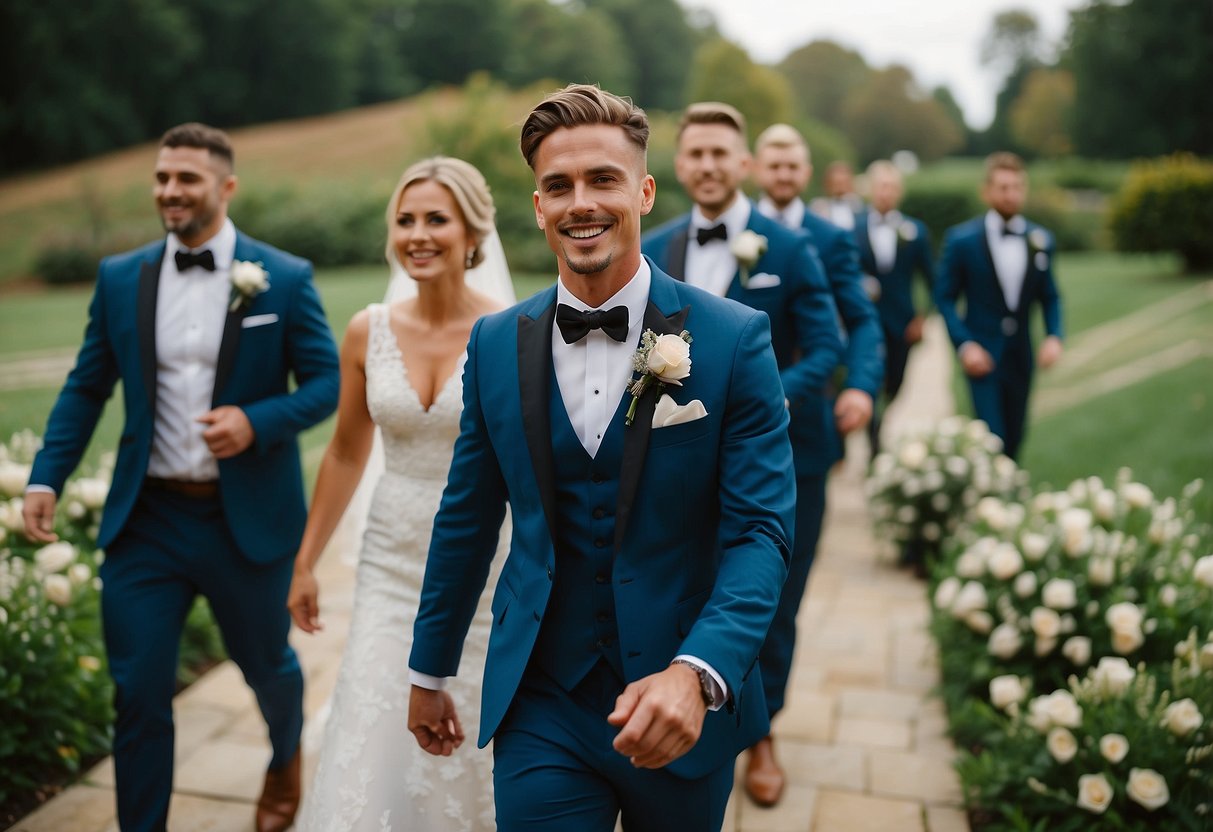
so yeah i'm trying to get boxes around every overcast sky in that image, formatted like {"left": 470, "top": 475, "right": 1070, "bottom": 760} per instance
{"left": 679, "top": 0, "right": 1080, "bottom": 129}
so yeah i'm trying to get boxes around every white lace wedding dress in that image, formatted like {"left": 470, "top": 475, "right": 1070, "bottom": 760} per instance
{"left": 298, "top": 303, "right": 501, "bottom": 832}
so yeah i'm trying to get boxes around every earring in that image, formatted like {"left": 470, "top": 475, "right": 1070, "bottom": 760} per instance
{"left": 465, "top": 248, "right": 476, "bottom": 269}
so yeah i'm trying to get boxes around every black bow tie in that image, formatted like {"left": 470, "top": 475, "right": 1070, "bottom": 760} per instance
{"left": 1002, "top": 223, "right": 1023, "bottom": 238}
{"left": 555, "top": 303, "right": 629, "bottom": 344}
{"left": 696, "top": 223, "right": 727, "bottom": 246}
{"left": 174, "top": 249, "right": 216, "bottom": 272}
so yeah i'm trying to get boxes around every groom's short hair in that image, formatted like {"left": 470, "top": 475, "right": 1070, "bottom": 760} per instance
{"left": 520, "top": 84, "right": 649, "bottom": 169}
{"left": 160, "top": 123, "right": 234, "bottom": 170}
{"left": 678, "top": 102, "right": 747, "bottom": 142}
{"left": 755, "top": 123, "right": 809, "bottom": 162}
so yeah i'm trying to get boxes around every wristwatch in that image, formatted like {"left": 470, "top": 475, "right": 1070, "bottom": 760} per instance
{"left": 671, "top": 659, "right": 714, "bottom": 707}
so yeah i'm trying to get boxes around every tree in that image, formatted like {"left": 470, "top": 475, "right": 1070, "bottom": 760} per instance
{"left": 1065, "top": 0, "right": 1213, "bottom": 157}
{"left": 776, "top": 40, "right": 871, "bottom": 129}
{"left": 840, "top": 66, "right": 964, "bottom": 164}
{"left": 500, "top": 0, "right": 635, "bottom": 95}
{"left": 685, "top": 40, "right": 794, "bottom": 137}
{"left": 1009, "top": 69, "right": 1075, "bottom": 157}
{"left": 980, "top": 9, "right": 1044, "bottom": 76}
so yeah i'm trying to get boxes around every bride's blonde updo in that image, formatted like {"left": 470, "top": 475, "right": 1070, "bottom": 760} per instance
{"left": 385, "top": 156, "right": 497, "bottom": 268}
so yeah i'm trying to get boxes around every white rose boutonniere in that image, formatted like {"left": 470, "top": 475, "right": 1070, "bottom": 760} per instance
{"left": 625, "top": 329, "right": 693, "bottom": 426}
{"left": 229, "top": 260, "right": 269, "bottom": 312}
{"left": 897, "top": 221, "right": 918, "bottom": 243}
{"left": 730, "top": 230, "right": 767, "bottom": 287}
{"left": 1028, "top": 228, "right": 1050, "bottom": 253}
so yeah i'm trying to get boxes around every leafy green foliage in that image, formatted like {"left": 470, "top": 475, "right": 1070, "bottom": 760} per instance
{"left": 1108, "top": 155, "right": 1213, "bottom": 272}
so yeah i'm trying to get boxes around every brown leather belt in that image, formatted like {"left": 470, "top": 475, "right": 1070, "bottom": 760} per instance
{"left": 144, "top": 476, "right": 220, "bottom": 499}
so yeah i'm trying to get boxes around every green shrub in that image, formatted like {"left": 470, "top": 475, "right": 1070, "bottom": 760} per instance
{"left": 1026, "top": 187, "right": 1097, "bottom": 252}
{"left": 1109, "top": 154, "right": 1213, "bottom": 272}
{"left": 233, "top": 187, "right": 389, "bottom": 269}
{"left": 899, "top": 185, "right": 981, "bottom": 250}
{"left": 33, "top": 229, "right": 150, "bottom": 285}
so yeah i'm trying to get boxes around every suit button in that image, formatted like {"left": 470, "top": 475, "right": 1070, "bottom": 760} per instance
{"left": 595, "top": 573, "right": 608, "bottom": 584}
{"left": 591, "top": 473, "right": 605, "bottom": 484}
{"left": 1002, "top": 316, "right": 1018, "bottom": 336}
{"left": 592, "top": 507, "right": 606, "bottom": 520}
{"left": 546, "top": 565, "right": 553, "bottom": 580}
{"left": 594, "top": 539, "right": 607, "bottom": 549}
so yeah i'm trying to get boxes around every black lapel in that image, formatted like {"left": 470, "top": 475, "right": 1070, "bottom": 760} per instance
{"left": 666, "top": 226, "right": 688, "bottom": 281}
{"left": 211, "top": 304, "right": 244, "bottom": 407}
{"left": 517, "top": 302, "right": 559, "bottom": 546}
{"left": 613, "top": 301, "right": 691, "bottom": 552}
{"left": 979, "top": 227, "right": 1013, "bottom": 315}
{"left": 137, "top": 258, "right": 161, "bottom": 416}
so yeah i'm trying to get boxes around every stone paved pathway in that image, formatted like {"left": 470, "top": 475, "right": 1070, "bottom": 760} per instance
{"left": 8, "top": 318, "right": 965, "bottom": 832}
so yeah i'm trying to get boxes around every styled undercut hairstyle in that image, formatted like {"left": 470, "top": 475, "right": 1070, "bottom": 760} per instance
{"left": 984, "top": 151, "right": 1027, "bottom": 182}
{"left": 520, "top": 83, "right": 650, "bottom": 169}
{"left": 677, "top": 101, "right": 747, "bottom": 141}
{"left": 159, "top": 122, "right": 234, "bottom": 170}
{"left": 754, "top": 123, "right": 809, "bottom": 161}
{"left": 385, "top": 156, "right": 496, "bottom": 268}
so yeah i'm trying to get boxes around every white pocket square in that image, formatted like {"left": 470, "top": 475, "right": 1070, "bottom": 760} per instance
{"left": 653, "top": 394, "right": 708, "bottom": 428}
{"left": 241, "top": 313, "right": 279, "bottom": 329}
{"left": 745, "top": 272, "right": 781, "bottom": 289}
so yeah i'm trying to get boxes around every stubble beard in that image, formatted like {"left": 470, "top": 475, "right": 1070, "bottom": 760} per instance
{"left": 159, "top": 201, "right": 215, "bottom": 241}
{"left": 564, "top": 246, "right": 613, "bottom": 276}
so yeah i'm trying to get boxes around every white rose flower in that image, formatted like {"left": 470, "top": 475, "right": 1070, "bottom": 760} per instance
{"left": 34, "top": 541, "right": 75, "bottom": 574}
{"left": 955, "top": 550, "right": 985, "bottom": 578}
{"left": 929, "top": 492, "right": 950, "bottom": 513}
{"left": 1121, "top": 482, "right": 1153, "bottom": 509}
{"left": 1106, "top": 602, "right": 1144, "bottom": 635}
{"left": 1194, "top": 555, "right": 1213, "bottom": 588}
{"left": 1092, "top": 656, "right": 1135, "bottom": 696}
{"left": 66, "top": 500, "right": 87, "bottom": 520}
{"left": 950, "top": 581, "right": 988, "bottom": 618}
{"left": 1042, "top": 578, "right": 1077, "bottom": 610}
{"left": 1047, "top": 727, "right": 1078, "bottom": 763}
{"left": 230, "top": 260, "right": 269, "bottom": 294}
{"left": 1126, "top": 768, "right": 1169, "bottom": 811}
{"left": 0, "top": 498, "right": 25, "bottom": 532}
{"left": 1062, "top": 636, "right": 1092, "bottom": 665}
{"left": 896, "top": 505, "right": 917, "bottom": 524}
{"left": 1026, "top": 690, "right": 1083, "bottom": 732}
{"left": 988, "top": 623, "right": 1023, "bottom": 659}
{"left": 1161, "top": 699, "right": 1203, "bottom": 737}
{"left": 933, "top": 577, "right": 960, "bottom": 610}
{"left": 1019, "top": 532, "right": 1049, "bottom": 562}
{"left": 989, "top": 675, "right": 1027, "bottom": 710}
{"left": 68, "top": 563, "right": 91, "bottom": 586}
{"left": 1092, "top": 489, "right": 1117, "bottom": 521}
{"left": 898, "top": 441, "right": 928, "bottom": 470}
{"left": 1014, "top": 571, "right": 1038, "bottom": 599}
{"left": 872, "top": 454, "right": 894, "bottom": 476}
{"left": 1060, "top": 508, "right": 1094, "bottom": 556}
{"left": 646, "top": 334, "right": 692, "bottom": 384}
{"left": 921, "top": 522, "right": 941, "bottom": 541}
{"left": 1076, "top": 773, "right": 1113, "bottom": 814}
{"left": 988, "top": 543, "right": 1024, "bottom": 580}
{"left": 1111, "top": 628, "right": 1144, "bottom": 654}
{"left": 1099, "top": 733, "right": 1129, "bottom": 764}
{"left": 730, "top": 230, "right": 767, "bottom": 265}
{"left": 944, "top": 456, "right": 968, "bottom": 477}
{"left": 1035, "top": 635, "right": 1058, "bottom": 656}
{"left": 1088, "top": 557, "right": 1116, "bottom": 586}
{"left": 1200, "top": 643, "right": 1213, "bottom": 671}
{"left": 1030, "top": 606, "right": 1062, "bottom": 639}
{"left": 965, "top": 610, "right": 994, "bottom": 634}
{"left": 0, "top": 460, "right": 31, "bottom": 498}
{"left": 74, "top": 477, "right": 109, "bottom": 509}
{"left": 43, "top": 573, "right": 72, "bottom": 606}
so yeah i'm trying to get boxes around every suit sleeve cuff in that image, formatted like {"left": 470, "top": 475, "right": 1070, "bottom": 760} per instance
{"left": 408, "top": 670, "right": 448, "bottom": 691}
{"left": 25, "top": 484, "right": 56, "bottom": 496}
{"left": 673, "top": 654, "right": 728, "bottom": 711}
{"left": 958, "top": 340, "right": 976, "bottom": 356}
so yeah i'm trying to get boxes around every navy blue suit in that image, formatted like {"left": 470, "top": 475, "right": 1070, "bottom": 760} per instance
{"left": 29, "top": 231, "right": 339, "bottom": 832}
{"left": 935, "top": 217, "right": 1063, "bottom": 459}
{"left": 855, "top": 211, "right": 934, "bottom": 454}
{"left": 410, "top": 265, "right": 795, "bottom": 830}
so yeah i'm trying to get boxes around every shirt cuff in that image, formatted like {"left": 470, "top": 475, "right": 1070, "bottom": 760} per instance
{"left": 957, "top": 340, "right": 977, "bottom": 356}
{"left": 408, "top": 670, "right": 447, "bottom": 691}
{"left": 25, "top": 484, "right": 56, "bottom": 496}
{"left": 673, "top": 654, "right": 728, "bottom": 711}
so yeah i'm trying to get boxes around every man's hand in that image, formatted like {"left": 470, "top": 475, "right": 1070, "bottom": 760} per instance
{"left": 904, "top": 315, "right": 925, "bottom": 346}
{"left": 959, "top": 342, "right": 995, "bottom": 378}
{"left": 22, "top": 491, "right": 59, "bottom": 543}
{"left": 1037, "top": 335, "right": 1063, "bottom": 370}
{"left": 834, "top": 389, "right": 874, "bottom": 435}
{"left": 607, "top": 664, "right": 706, "bottom": 769}
{"left": 286, "top": 567, "right": 323, "bottom": 634}
{"left": 197, "top": 406, "right": 255, "bottom": 458}
{"left": 408, "top": 686, "right": 464, "bottom": 757}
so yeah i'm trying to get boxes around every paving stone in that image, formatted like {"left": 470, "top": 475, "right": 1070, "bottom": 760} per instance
{"left": 834, "top": 716, "right": 913, "bottom": 750}
{"left": 868, "top": 750, "right": 963, "bottom": 804}
{"left": 737, "top": 783, "right": 817, "bottom": 831}
{"left": 160, "top": 791, "right": 256, "bottom": 831}
{"left": 174, "top": 662, "right": 256, "bottom": 713}
{"left": 779, "top": 742, "right": 865, "bottom": 791}
{"left": 836, "top": 688, "right": 924, "bottom": 721}
{"left": 174, "top": 736, "right": 270, "bottom": 801}
{"left": 812, "top": 789, "right": 924, "bottom": 832}
{"left": 774, "top": 691, "right": 835, "bottom": 743}
{"left": 926, "top": 804, "right": 970, "bottom": 832}
{"left": 7, "top": 784, "right": 114, "bottom": 832}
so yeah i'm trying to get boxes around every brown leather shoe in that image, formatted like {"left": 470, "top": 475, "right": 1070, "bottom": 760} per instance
{"left": 745, "top": 735, "right": 785, "bottom": 807}
{"left": 256, "top": 748, "right": 301, "bottom": 832}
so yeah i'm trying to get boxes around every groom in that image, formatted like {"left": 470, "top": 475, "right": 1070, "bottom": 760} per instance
{"left": 408, "top": 84, "right": 796, "bottom": 831}
{"left": 23, "top": 123, "right": 340, "bottom": 832}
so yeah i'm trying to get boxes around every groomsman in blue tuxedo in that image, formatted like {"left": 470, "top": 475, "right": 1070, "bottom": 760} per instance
{"left": 408, "top": 85, "right": 797, "bottom": 831}
{"left": 854, "top": 160, "right": 935, "bottom": 458}
{"left": 641, "top": 112, "right": 846, "bottom": 762}
{"left": 935, "top": 152, "right": 1064, "bottom": 460}
{"left": 808, "top": 160, "right": 865, "bottom": 230}
{"left": 23, "top": 124, "right": 340, "bottom": 832}
{"left": 747, "top": 122, "right": 884, "bottom": 805}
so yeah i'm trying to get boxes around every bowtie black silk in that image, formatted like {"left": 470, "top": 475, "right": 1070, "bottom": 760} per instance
{"left": 555, "top": 303, "right": 629, "bottom": 344}
{"left": 174, "top": 249, "right": 216, "bottom": 272}
{"left": 696, "top": 223, "right": 728, "bottom": 246}
{"left": 1002, "top": 223, "right": 1023, "bottom": 238}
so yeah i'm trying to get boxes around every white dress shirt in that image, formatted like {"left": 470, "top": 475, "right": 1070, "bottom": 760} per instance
{"left": 684, "top": 194, "right": 752, "bottom": 298}
{"left": 985, "top": 210, "right": 1028, "bottom": 312}
{"left": 868, "top": 209, "right": 903, "bottom": 275}
{"left": 826, "top": 198, "right": 857, "bottom": 230}
{"left": 756, "top": 195, "right": 805, "bottom": 231}
{"left": 146, "top": 219, "right": 238, "bottom": 481}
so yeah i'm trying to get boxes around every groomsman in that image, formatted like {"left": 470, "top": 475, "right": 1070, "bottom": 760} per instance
{"left": 935, "top": 152, "right": 1064, "bottom": 460}
{"left": 748, "top": 122, "right": 884, "bottom": 805}
{"left": 854, "top": 160, "right": 934, "bottom": 457}
{"left": 642, "top": 106, "right": 845, "bottom": 808}
{"left": 24, "top": 123, "right": 340, "bottom": 832}
{"left": 808, "top": 160, "right": 865, "bottom": 230}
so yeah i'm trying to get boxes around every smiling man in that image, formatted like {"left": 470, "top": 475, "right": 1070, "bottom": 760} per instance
{"left": 24, "top": 123, "right": 339, "bottom": 832}
{"left": 408, "top": 84, "right": 797, "bottom": 831}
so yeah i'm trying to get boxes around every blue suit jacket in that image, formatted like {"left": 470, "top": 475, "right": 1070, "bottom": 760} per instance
{"left": 641, "top": 206, "right": 844, "bottom": 476}
{"left": 934, "top": 217, "right": 1063, "bottom": 364}
{"left": 409, "top": 264, "right": 795, "bottom": 779}
{"left": 29, "top": 231, "right": 340, "bottom": 563}
{"left": 855, "top": 212, "right": 935, "bottom": 340}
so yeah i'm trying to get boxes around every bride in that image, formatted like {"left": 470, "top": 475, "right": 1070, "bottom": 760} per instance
{"left": 287, "top": 156, "right": 514, "bottom": 831}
